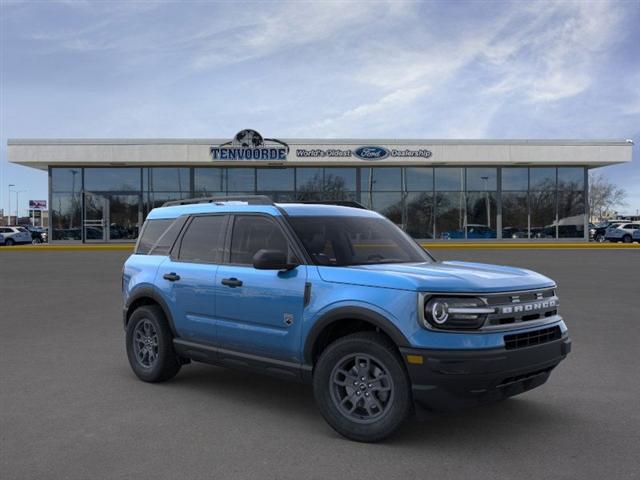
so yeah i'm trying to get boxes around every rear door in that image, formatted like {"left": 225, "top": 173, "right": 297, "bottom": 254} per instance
{"left": 156, "top": 214, "right": 228, "bottom": 344}
{"left": 215, "top": 214, "right": 307, "bottom": 362}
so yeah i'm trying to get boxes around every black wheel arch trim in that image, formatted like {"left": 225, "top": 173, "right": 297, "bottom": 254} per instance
{"left": 303, "top": 306, "right": 411, "bottom": 365}
{"left": 124, "top": 286, "right": 178, "bottom": 337}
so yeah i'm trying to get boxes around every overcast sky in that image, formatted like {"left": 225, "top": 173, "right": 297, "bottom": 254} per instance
{"left": 1, "top": 0, "right": 639, "bottom": 216}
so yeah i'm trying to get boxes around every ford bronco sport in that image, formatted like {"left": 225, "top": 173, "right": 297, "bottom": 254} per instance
{"left": 123, "top": 196, "right": 570, "bottom": 442}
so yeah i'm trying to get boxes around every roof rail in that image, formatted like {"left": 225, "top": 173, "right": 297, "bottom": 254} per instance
{"left": 162, "top": 195, "right": 275, "bottom": 207}
{"left": 295, "top": 200, "right": 368, "bottom": 209}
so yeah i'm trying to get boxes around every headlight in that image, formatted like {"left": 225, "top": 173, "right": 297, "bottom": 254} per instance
{"left": 423, "top": 297, "right": 494, "bottom": 330}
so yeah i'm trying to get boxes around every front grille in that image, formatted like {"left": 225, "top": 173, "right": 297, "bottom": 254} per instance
{"left": 483, "top": 288, "right": 558, "bottom": 328}
{"left": 504, "top": 326, "right": 562, "bottom": 350}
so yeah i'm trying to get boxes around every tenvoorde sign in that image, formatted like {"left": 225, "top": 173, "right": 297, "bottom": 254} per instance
{"left": 211, "top": 129, "right": 289, "bottom": 160}
{"left": 211, "top": 131, "right": 433, "bottom": 162}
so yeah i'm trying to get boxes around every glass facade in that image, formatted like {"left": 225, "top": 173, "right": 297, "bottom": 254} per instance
{"left": 49, "top": 166, "right": 588, "bottom": 242}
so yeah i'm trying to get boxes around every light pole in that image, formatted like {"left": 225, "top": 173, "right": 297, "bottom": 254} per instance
{"left": 8, "top": 184, "right": 15, "bottom": 225}
{"left": 15, "top": 190, "right": 26, "bottom": 225}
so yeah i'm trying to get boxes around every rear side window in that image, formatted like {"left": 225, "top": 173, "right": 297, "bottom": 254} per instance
{"left": 136, "top": 219, "right": 174, "bottom": 254}
{"left": 229, "top": 215, "right": 290, "bottom": 265}
{"left": 178, "top": 215, "right": 226, "bottom": 263}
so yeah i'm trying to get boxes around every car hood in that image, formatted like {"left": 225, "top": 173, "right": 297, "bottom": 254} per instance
{"left": 316, "top": 261, "right": 555, "bottom": 293}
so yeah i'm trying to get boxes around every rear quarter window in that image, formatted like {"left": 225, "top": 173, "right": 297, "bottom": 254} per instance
{"left": 135, "top": 219, "right": 175, "bottom": 254}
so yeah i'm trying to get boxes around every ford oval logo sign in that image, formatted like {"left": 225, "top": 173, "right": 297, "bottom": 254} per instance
{"left": 354, "top": 146, "right": 389, "bottom": 160}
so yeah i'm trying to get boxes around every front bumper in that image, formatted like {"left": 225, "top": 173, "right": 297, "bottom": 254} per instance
{"left": 400, "top": 333, "right": 571, "bottom": 412}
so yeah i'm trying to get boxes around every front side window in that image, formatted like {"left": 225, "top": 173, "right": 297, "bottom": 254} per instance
{"left": 178, "top": 215, "right": 226, "bottom": 263}
{"left": 229, "top": 216, "right": 290, "bottom": 265}
{"left": 289, "top": 215, "right": 431, "bottom": 266}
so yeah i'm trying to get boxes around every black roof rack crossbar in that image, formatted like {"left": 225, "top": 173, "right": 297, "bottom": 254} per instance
{"left": 295, "top": 200, "right": 368, "bottom": 209}
{"left": 162, "top": 195, "right": 275, "bottom": 207}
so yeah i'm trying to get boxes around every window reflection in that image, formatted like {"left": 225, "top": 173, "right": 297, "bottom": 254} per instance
{"left": 51, "top": 168, "right": 82, "bottom": 193}
{"left": 502, "top": 192, "right": 529, "bottom": 239}
{"left": 51, "top": 193, "right": 82, "bottom": 240}
{"left": 362, "top": 167, "right": 402, "bottom": 191}
{"left": 146, "top": 168, "right": 189, "bottom": 192}
{"left": 256, "top": 168, "right": 294, "bottom": 191}
{"left": 557, "top": 167, "right": 584, "bottom": 191}
{"left": 502, "top": 168, "right": 528, "bottom": 191}
{"left": 405, "top": 192, "right": 434, "bottom": 239}
{"left": 85, "top": 168, "right": 141, "bottom": 191}
{"left": 466, "top": 168, "right": 497, "bottom": 191}
{"left": 557, "top": 191, "right": 584, "bottom": 238}
{"left": 530, "top": 190, "right": 556, "bottom": 238}
{"left": 466, "top": 192, "right": 497, "bottom": 238}
{"left": 227, "top": 168, "right": 255, "bottom": 191}
{"left": 529, "top": 168, "right": 556, "bottom": 190}
{"left": 405, "top": 167, "right": 433, "bottom": 191}
{"left": 194, "top": 168, "right": 224, "bottom": 194}
{"left": 435, "top": 192, "right": 465, "bottom": 239}
{"left": 435, "top": 168, "right": 464, "bottom": 191}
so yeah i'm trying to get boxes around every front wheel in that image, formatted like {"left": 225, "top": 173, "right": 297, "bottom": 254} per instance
{"left": 313, "top": 332, "right": 412, "bottom": 442}
{"left": 5, "top": 238, "right": 14, "bottom": 246}
{"left": 32, "top": 237, "right": 42, "bottom": 244}
{"left": 126, "top": 305, "right": 181, "bottom": 382}
{"left": 595, "top": 233, "right": 605, "bottom": 243}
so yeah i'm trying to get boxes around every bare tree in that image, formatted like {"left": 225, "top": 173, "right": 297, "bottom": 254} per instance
{"left": 589, "top": 172, "right": 627, "bottom": 221}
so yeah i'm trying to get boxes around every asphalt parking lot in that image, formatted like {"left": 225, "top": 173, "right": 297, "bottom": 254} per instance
{"left": 1, "top": 249, "right": 639, "bottom": 480}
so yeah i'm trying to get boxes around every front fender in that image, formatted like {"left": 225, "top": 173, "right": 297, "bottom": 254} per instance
{"left": 302, "top": 302, "right": 411, "bottom": 364}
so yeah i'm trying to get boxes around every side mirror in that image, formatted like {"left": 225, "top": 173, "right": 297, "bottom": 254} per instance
{"left": 252, "top": 249, "right": 297, "bottom": 270}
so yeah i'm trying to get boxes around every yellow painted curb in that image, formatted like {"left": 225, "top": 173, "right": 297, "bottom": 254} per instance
{"left": 0, "top": 244, "right": 134, "bottom": 251}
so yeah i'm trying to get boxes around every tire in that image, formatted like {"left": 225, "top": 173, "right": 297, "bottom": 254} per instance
{"left": 5, "top": 238, "right": 14, "bottom": 246}
{"left": 313, "top": 332, "right": 412, "bottom": 442}
{"left": 622, "top": 235, "right": 632, "bottom": 243}
{"left": 32, "top": 238, "right": 42, "bottom": 245}
{"left": 126, "top": 305, "right": 181, "bottom": 383}
{"left": 595, "top": 233, "right": 605, "bottom": 243}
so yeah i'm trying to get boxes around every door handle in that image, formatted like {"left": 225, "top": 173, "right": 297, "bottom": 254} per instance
{"left": 163, "top": 272, "right": 181, "bottom": 282}
{"left": 221, "top": 277, "right": 243, "bottom": 287}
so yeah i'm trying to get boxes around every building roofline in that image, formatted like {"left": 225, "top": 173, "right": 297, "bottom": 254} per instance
{"left": 7, "top": 138, "right": 635, "bottom": 146}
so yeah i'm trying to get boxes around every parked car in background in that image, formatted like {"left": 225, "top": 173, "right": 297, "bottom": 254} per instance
{"left": 0, "top": 226, "right": 33, "bottom": 246}
{"left": 21, "top": 225, "right": 48, "bottom": 244}
{"left": 605, "top": 223, "right": 640, "bottom": 243}
{"left": 632, "top": 229, "right": 640, "bottom": 243}
{"left": 501, "top": 227, "right": 528, "bottom": 239}
{"left": 591, "top": 221, "right": 624, "bottom": 242}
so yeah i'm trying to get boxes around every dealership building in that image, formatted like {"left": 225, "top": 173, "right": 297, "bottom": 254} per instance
{"left": 7, "top": 131, "right": 633, "bottom": 243}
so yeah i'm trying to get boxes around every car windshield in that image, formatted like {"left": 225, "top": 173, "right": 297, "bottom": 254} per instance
{"left": 288, "top": 215, "right": 432, "bottom": 266}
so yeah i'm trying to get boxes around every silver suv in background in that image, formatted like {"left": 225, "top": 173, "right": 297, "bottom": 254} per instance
{"left": 605, "top": 223, "right": 640, "bottom": 243}
{"left": 0, "top": 226, "right": 33, "bottom": 246}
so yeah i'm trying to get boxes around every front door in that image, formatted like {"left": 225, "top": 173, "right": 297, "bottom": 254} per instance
{"left": 215, "top": 214, "right": 307, "bottom": 363}
{"left": 84, "top": 193, "right": 107, "bottom": 242}
{"left": 84, "top": 193, "right": 142, "bottom": 242}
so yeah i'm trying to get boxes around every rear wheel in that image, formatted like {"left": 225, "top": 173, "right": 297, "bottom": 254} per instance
{"left": 313, "top": 332, "right": 412, "bottom": 442}
{"left": 623, "top": 234, "right": 632, "bottom": 243}
{"left": 126, "top": 305, "right": 181, "bottom": 382}
{"left": 5, "top": 238, "right": 14, "bottom": 246}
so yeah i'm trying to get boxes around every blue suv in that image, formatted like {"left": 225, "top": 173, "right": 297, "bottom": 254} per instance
{"left": 123, "top": 196, "right": 570, "bottom": 442}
